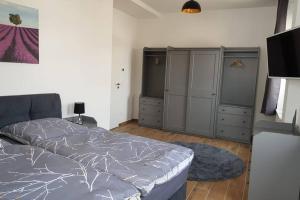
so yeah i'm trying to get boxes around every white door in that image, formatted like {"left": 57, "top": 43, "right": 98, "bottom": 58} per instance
{"left": 110, "top": 42, "right": 134, "bottom": 129}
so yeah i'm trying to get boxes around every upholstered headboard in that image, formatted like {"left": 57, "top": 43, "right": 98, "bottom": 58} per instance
{"left": 0, "top": 94, "right": 62, "bottom": 129}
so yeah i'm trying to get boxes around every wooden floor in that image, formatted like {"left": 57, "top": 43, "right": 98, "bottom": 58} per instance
{"left": 113, "top": 122, "right": 251, "bottom": 200}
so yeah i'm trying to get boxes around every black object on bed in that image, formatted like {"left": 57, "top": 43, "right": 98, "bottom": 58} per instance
{"left": 0, "top": 93, "right": 62, "bottom": 128}
{"left": 0, "top": 93, "right": 189, "bottom": 200}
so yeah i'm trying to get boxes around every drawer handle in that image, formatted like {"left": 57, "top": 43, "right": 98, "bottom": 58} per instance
{"left": 157, "top": 120, "right": 160, "bottom": 123}
{"left": 222, "top": 109, "right": 225, "bottom": 112}
{"left": 158, "top": 110, "right": 161, "bottom": 113}
{"left": 142, "top": 118, "right": 144, "bottom": 121}
{"left": 242, "top": 121, "right": 246, "bottom": 123}
{"left": 220, "top": 130, "right": 224, "bottom": 133}
{"left": 222, "top": 118, "right": 225, "bottom": 121}
{"left": 243, "top": 111, "right": 247, "bottom": 114}
{"left": 241, "top": 133, "right": 246, "bottom": 136}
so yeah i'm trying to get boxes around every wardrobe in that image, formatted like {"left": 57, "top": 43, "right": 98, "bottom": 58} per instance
{"left": 216, "top": 48, "right": 259, "bottom": 143}
{"left": 139, "top": 47, "right": 259, "bottom": 143}
{"left": 139, "top": 48, "right": 166, "bottom": 128}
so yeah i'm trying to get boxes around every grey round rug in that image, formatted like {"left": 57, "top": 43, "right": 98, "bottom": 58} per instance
{"left": 174, "top": 142, "right": 244, "bottom": 181}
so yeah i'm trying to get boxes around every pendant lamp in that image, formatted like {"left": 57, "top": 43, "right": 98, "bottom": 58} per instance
{"left": 182, "top": 0, "right": 201, "bottom": 14}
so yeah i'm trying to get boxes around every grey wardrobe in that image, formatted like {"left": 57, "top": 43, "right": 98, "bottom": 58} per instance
{"left": 216, "top": 48, "right": 260, "bottom": 143}
{"left": 164, "top": 49, "right": 220, "bottom": 138}
{"left": 139, "top": 48, "right": 166, "bottom": 128}
{"left": 139, "top": 47, "right": 259, "bottom": 144}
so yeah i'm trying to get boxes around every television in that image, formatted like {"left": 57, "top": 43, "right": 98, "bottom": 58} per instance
{"left": 267, "top": 26, "right": 300, "bottom": 78}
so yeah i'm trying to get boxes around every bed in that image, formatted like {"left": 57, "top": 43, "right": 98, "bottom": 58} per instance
{"left": 0, "top": 93, "right": 193, "bottom": 200}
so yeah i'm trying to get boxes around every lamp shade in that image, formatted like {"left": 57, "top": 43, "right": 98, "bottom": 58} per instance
{"left": 182, "top": 0, "right": 201, "bottom": 14}
{"left": 74, "top": 102, "right": 85, "bottom": 114}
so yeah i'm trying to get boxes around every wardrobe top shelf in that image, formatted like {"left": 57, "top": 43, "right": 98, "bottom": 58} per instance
{"left": 223, "top": 48, "right": 260, "bottom": 52}
{"left": 145, "top": 55, "right": 166, "bottom": 57}
{"left": 223, "top": 56, "right": 259, "bottom": 58}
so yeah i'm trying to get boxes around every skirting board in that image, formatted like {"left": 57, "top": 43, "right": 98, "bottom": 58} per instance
{"left": 119, "top": 119, "right": 138, "bottom": 127}
{"left": 111, "top": 119, "right": 138, "bottom": 131}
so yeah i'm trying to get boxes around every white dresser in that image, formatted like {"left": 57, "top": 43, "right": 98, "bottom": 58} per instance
{"left": 248, "top": 132, "right": 300, "bottom": 200}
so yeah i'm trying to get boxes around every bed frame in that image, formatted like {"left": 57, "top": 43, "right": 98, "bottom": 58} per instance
{"left": 0, "top": 93, "right": 188, "bottom": 200}
{"left": 0, "top": 93, "right": 61, "bottom": 129}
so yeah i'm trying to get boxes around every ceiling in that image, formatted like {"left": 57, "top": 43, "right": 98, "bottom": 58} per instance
{"left": 114, "top": 0, "right": 277, "bottom": 18}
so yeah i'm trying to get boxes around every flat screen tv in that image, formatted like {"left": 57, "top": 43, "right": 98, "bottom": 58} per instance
{"left": 267, "top": 26, "right": 300, "bottom": 78}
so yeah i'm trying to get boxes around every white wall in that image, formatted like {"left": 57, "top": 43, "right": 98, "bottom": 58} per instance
{"left": 296, "top": 0, "right": 300, "bottom": 23}
{"left": 132, "top": 6, "right": 277, "bottom": 121}
{"left": 110, "top": 9, "right": 138, "bottom": 128}
{"left": 276, "top": 0, "right": 296, "bottom": 121}
{"left": 0, "top": 0, "right": 113, "bottom": 129}
{"left": 283, "top": 0, "right": 300, "bottom": 126}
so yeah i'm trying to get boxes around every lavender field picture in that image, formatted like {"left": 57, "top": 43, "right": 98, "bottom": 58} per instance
{"left": 0, "top": 0, "right": 39, "bottom": 64}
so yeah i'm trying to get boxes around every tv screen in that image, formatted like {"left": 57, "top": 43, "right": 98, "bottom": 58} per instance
{"left": 267, "top": 27, "right": 300, "bottom": 78}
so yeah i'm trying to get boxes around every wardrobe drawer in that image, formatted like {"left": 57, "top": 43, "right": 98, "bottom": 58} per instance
{"left": 140, "top": 104, "right": 163, "bottom": 116}
{"left": 139, "top": 114, "right": 162, "bottom": 128}
{"left": 140, "top": 97, "right": 163, "bottom": 106}
{"left": 218, "top": 114, "right": 252, "bottom": 128}
{"left": 219, "top": 105, "right": 252, "bottom": 116}
{"left": 217, "top": 125, "right": 251, "bottom": 142}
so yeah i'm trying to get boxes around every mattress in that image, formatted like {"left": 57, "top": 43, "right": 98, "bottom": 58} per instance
{"left": 142, "top": 165, "right": 189, "bottom": 200}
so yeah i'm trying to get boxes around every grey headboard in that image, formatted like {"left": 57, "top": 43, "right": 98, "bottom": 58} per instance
{"left": 0, "top": 93, "right": 62, "bottom": 129}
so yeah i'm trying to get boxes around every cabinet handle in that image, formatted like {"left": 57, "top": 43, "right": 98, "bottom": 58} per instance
{"left": 241, "top": 133, "right": 246, "bottom": 136}
{"left": 211, "top": 93, "right": 216, "bottom": 96}
{"left": 244, "top": 111, "right": 247, "bottom": 114}
{"left": 222, "top": 109, "right": 225, "bottom": 112}
{"left": 220, "top": 130, "right": 224, "bottom": 133}
{"left": 242, "top": 121, "right": 246, "bottom": 123}
{"left": 222, "top": 118, "right": 225, "bottom": 121}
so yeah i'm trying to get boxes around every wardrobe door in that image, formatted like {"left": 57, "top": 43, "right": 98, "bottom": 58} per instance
{"left": 163, "top": 51, "right": 190, "bottom": 132}
{"left": 185, "top": 50, "right": 220, "bottom": 137}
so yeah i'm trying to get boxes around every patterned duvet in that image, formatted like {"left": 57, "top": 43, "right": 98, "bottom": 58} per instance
{"left": 1, "top": 118, "right": 194, "bottom": 198}
{"left": 0, "top": 141, "right": 140, "bottom": 200}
